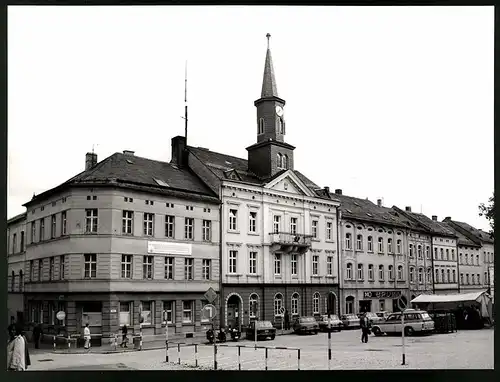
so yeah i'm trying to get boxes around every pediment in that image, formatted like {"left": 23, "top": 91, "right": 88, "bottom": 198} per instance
{"left": 264, "top": 170, "right": 315, "bottom": 197}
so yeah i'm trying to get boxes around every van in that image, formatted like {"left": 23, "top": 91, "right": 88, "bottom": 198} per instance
{"left": 371, "top": 310, "right": 435, "bottom": 336}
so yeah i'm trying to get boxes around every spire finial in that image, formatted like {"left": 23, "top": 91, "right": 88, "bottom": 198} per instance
{"left": 266, "top": 33, "right": 271, "bottom": 49}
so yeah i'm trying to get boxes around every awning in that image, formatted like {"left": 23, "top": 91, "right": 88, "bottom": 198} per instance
{"left": 410, "top": 290, "right": 489, "bottom": 304}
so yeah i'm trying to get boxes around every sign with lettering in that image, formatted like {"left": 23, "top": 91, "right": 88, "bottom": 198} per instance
{"left": 363, "top": 290, "right": 402, "bottom": 299}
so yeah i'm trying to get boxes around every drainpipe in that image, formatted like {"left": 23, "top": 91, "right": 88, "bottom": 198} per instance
{"left": 218, "top": 184, "right": 224, "bottom": 329}
{"left": 261, "top": 191, "right": 265, "bottom": 321}
{"left": 335, "top": 206, "right": 342, "bottom": 316}
{"left": 430, "top": 237, "right": 436, "bottom": 294}
{"left": 457, "top": 244, "right": 461, "bottom": 294}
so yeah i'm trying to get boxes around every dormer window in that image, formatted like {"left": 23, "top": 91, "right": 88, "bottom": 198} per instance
{"left": 258, "top": 118, "right": 265, "bottom": 135}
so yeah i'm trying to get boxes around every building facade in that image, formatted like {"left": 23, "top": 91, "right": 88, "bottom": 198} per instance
{"left": 7, "top": 213, "right": 27, "bottom": 324}
{"left": 20, "top": 151, "right": 221, "bottom": 341}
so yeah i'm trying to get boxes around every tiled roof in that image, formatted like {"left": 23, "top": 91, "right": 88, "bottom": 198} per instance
{"left": 187, "top": 146, "right": 320, "bottom": 191}
{"left": 393, "top": 207, "right": 456, "bottom": 238}
{"left": 440, "top": 221, "right": 480, "bottom": 247}
{"left": 24, "top": 152, "right": 219, "bottom": 206}
{"left": 447, "top": 220, "right": 494, "bottom": 244}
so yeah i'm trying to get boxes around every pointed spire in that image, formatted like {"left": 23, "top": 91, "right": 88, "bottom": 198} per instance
{"left": 261, "top": 33, "right": 279, "bottom": 98}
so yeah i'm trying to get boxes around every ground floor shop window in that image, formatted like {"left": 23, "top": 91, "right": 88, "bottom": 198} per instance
{"left": 183, "top": 301, "right": 193, "bottom": 323}
{"left": 291, "top": 293, "right": 299, "bottom": 316}
{"left": 379, "top": 299, "right": 385, "bottom": 311}
{"left": 163, "top": 301, "right": 174, "bottom": 324}
{"left": 274, "top": 294, "right": 283, "bottom": 317}
{"left": 345, "top": 296, "right": 354, "bottom": 314}
{"left": 81, "top": 302, "right": 103, "bottom": 328}
{"left": 312, "top": 292, "right": 320, "bottom": 314}
{"left": 29, "top": 302, "right": 43, "bottom": 324}
{"left": 249, "top": 294, "right": 258, "bottom": 318}
{"left": 120, "top": 302, "right": 132, "bottom": 326}
{"left": 140, "top": 301, "right": 154, "bottom": 325}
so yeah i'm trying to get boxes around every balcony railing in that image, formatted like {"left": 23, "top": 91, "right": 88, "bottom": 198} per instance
{"left": 269, "top": 232, "right": 313, "bottom": 254}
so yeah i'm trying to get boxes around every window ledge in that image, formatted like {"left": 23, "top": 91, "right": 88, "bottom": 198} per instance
{"left": 227, "top": 230, "right": 240, "bottom": 234}
{"left": 248, "top": 232, "right": 260, "bottom": 236}
{"left": 227, "top": 273, "right": 243, "bottom": 277}
{"left": 311, "top": 238, "right": 320, "bottom": 242}
{"left": 311, "top": 275, "right": 321, "bottom": 278}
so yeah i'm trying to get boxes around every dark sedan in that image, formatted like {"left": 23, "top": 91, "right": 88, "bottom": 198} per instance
{"left": 293, "top": 316, "right": 319, "bottom": 335}
{"left": 246, "top": 320, "right": 276, "bottom": 341}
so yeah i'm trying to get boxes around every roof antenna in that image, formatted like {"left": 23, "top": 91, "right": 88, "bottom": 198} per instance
{"left": 181, "top": 60, "right": 188, "bottom": 146}
{"left": 266, "top": 33, "right": 271, "bottom": 49}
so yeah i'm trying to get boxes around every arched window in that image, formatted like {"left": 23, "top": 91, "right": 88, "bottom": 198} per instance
{"left": 476, "top": 255, "right": 479, "bottom": 265}
{"left": 356, "top": 234, "right": 363, "bottom": 250}
{"left": 477, "top": 273, "right": 480, "bottom": 284}
{"left": 440, "top": 248, "right": 444, "bottom": 260}
{"left": 484, "top": 272, "right": 488, "bottom": 285}
{"left": 291, "top": 293, "right": 299, "bottom": 316}
{"left": 435, "top": 268, "right": 439, "bottom": 283}
{"left": 426, "top": 268, "right": 432, "bottom": 283}
{"left": 283, "top": 155, "right": 288, "bottom": 169}
{"left": 409, "top": 244, "right": 413, "bottom": 257}
{"left": 346, "top": 263, "right": 353, "bottom": 280}
{"left": 387, "top": 238, "right": 393, "bottom": 253}
{"left": 378, "top": 265, "right": 384, "bottom": 280}
{"left": 345, "top": 233, "right": 352, "bottom": 250}
{"left": 313, "top": 292, "right": 320, "bottom": 314}
{"left": 258, "top": 118, "right": 265, "bottom": 135}
{"left": 19, "top": 270, "right": 23, "bottom": 292}
{"left": 418, "top": 268, "right": 423, "bottom": 284}
{"left": 388, "top": 265, "right": 394, "bottom": 280}
{"left": 276, "top": 153, "right": 283, "bottom": 169}
{"left": 471, "top": 274, "right": 475, "bottom": 284}
{"left": 451, "top": 249, "right": 455, "bottom": 261}
{"left": 367, "top": 236, "right": 373, "bottom": 252}
{"left": 446, "top": 269, "right": 450, "bottom": 283}
{"left": 357, "top": 264, "right": 364, "bottom": 280}
{"left": 407, "top": 266, "right": 412, "bottom": 282}
{"left": 465, "top": 254, "right": 469, "bottom": 265}
{"left": 278, "top": 117, "right": 284, "bottom": 134}
{"left": 378, "top": 237, "right": 384, "bottom": 253}
{"left": 11, "top": 270, "right": 15, "bottom": 292}
{"left": 273, "top": 293, "right": 283, "bottom": 317}
{"left": 417, "top": 245, "right": 422, "bottom": 259}
{"left": 426, "top": 246, "right": 430, "bottom": 259}
{"left": 446, "top": 249, "right": 449, "bottom": 260}
{"left": 345, "top": 296, "right": 354, "bottom": 315}
{"left": 396, "top": 239, "right": 402, "bottom": 254}
{"left": 441, "top": 269, "right": 445, "bottom": 283}
{"left": 460, "top": 253, "right": 463, "bottom": 264}
{"left": 249, "top": 293, "right": 259, "bottom": 319}
{"left": 452, "top": 270, "right": 456, "bottom": 283}
{"left": 368, "top": 264, "right": 374, "bottom": 280}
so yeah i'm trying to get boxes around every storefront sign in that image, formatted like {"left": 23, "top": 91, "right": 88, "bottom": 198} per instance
{"left": 148, "top": 241, "right": 192, "bottom": 256}
{"left": 363, "top": 291, "right": 402, "bottom": 299}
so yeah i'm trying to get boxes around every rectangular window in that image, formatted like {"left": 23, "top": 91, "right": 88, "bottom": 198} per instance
{"left": 273, "top": 215, "right": 281, "bottom": 234}
{"left": 165, "top": 215, "right": 175, "bottom": 238}
{"left": 249, "top": 251, "right": 257, "bottom": 274}
{"left": 12, "top": 233, "right": 16, "bottom": 254}
{"left": 327, "top": 256, "right": 333, "bottom": 276}
{"left": 143, "top": 255, "right": 154, "bottom": 279}
{"left": 249, "top": 211, "right": 257, "bottom": 233}
{"left": 59, "top": 255, "right": 65, "bottom": 280}
{"left": 368, "top": 265, "right": 374, "bottom": 280}
{"left": 182, "top": 301, "right": 193, "bottom": 323}
{"left": 184, "top": 217, "right": 194, "bottom": 240}
{"left": 291, "top": 254, "right": 297, "bottom": 276}
{"left": 143, "top": 213, "right": 154, "bottom": 236}
{"left": 163, "top": 301, "right": 174, "bottom": 324}
{"left": 379, "top": 266, "right": 384, "bottom": 280}
{"left": 164, "top": 257, "right": 174, "bottom": 280}
{"left": 40, "top": 218, "right": 45, "bottom": 241}
{"left": 84, "top": 254, "right": 97, "bottom": 278}
{"left": 357, "top": 264, "right": 364, "bottom": 280}
{"left": 184, "top": 258, "right": 193, "bottom": 280}
{"left": 229, "top": 209, "right": 238, "bottom": 231}
{"left": 31, "top": 222, "right": 36, "bottom": 243}
{"left": 202, "top": 259, "right": 211, "bottom": 280}
{"left": 119, "top": 302, "right": 131, "bottom": 326}
{"left": 51, "top": 215, "right": 56, "bottom": 238}
{"left": 38, "top": 259, "right": 42, "bottom": 281}
{"left": 326, "top": 221, "right": 332, "bottom": 240}
{"left": 274, "top": 254, "right": 282, "bottom": 275}
{"left": 356, "top": 235, "right": 363, "bottom": 250}
{"left": 345, "top": 233, "right": 352, "bottom": 249}
{"left": 121, "top": 255, "right": 132, "bottom": 278}
{"left": 140, "top": 301, "right": 154, "bottom": 325}
{"left": 202, "top": 220, "right": 211, "bottom": 241}
{"left": 312, "top": 255, "right": 319, "bottom": 276}
{"left": 312, "top": 220, "right": 318, "bottom": 238}
{"left": 49, "top": 257, "right": 54, "bottom": 280}
{"left": 290, "top": 217, "right": 298, "bottom": 235}
{"left": 85, "top": 209, "right": 98, "bottom": 233}
{"left": 122, "top": 211, "right": 133, "bottom": 235}
{"left": 229, "top": 250, "right": 237, "bottom": 274}
{"left": 30, "top": 260, "right": 34, "bottom": 281}
{"left": 61, "top": 211, "right": 67, "bottom": 236}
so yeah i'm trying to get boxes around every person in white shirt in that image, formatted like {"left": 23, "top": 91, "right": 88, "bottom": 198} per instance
{"left": 83, "top": 324, "right": 91, "bottom": 350}
{"left": 7, "top": 325, "right": 26, "bottom": 371}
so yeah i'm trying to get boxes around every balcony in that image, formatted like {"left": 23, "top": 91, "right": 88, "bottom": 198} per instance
{"left": 269, "top": 232, "right": 313, "bottom": 254}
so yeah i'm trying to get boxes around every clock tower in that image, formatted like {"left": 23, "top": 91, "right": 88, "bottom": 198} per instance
{"left": 247, "top": 34, "right": 295, "bottom": 179}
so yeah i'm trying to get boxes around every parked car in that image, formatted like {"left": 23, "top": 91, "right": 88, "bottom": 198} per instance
{"left": 293, "top": 316, "right": 319, "bottom": 334}
{"left": 365, "top": 312, "right": 383, "bottom": 325}
{"left": 375, "top": 311, "right": 391, "bottom": 321}
{"left": 317, "top": 315, "right": 343, "bottom": 332}
{"left": 371, "top": 310, "right": 435, "bottom": 337}
{"left": 246, "top": 320, "right": 276, "bottom": 341}
{"left": 341, "top": 314, "right": 361, "bottom": 329}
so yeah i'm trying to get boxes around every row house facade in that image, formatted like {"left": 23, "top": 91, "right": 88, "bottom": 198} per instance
{"left": 19, "top": 151, "right": 221, "bottom": 341}
{"left": 7, "top": 213, "right": 27, "bottom": 324}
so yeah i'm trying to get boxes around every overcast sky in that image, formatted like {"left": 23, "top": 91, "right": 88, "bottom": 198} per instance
{"left": 8, "top": 6, "right": 494, "bottom": 231}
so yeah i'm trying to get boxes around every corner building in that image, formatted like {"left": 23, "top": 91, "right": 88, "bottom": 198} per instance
{"left": 184, "top": 36, "right": 341, "bottom": 328}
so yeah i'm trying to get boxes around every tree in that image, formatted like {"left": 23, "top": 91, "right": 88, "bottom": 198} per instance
{"left": 478, "top": 192, "right": 494, "bottom": 236}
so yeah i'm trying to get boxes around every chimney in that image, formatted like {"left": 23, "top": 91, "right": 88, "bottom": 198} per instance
{"left": 405, "top": 206, "right": 412, "bottom": 212}
{"left": 432, "top": 215, "right": 438, "bottom": 221}
{"left": 123, "top": 150, "right": 135, "bottom": 156}
{"left": 85, "top": 152, "right": 98, "bottom": 171}
{"left": 171, "top": 136, "right": 187, "bottom": 167}
{"left": 377, "top": 199, "right": 382, "bottom": 207}
{"left": 324, "top": 186, "right": 330, "bottom": 194}
{"left": 335, "top": 189, "right": 342, "bottom": 195}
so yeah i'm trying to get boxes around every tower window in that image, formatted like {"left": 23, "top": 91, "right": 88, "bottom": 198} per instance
{"left": 278, "top": 117, "right": 284, "bottom": 134}
{"left": 277, "top": 153, "right": 288, "bottom": 170}
{"left": 258, "top": 118, "right": 265, "bottom": 135}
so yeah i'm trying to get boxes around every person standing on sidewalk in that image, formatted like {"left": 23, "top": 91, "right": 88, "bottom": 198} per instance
{"left": 83, "top": 324, "right": 91, "bottom": 350}
{"left": 360, "top": 312, "right": 369, "bottom": 343}
{"left": 121, "top": 325, "right": 128, "bottom": 348}
{"left": 284, "top": 309, "right": 290, "bottom": 330}
{"left": 33, "top": 324, "right": 42, "bottom": 349}
{"left": 7, "top": 324, "right": 29, "bottom": 371}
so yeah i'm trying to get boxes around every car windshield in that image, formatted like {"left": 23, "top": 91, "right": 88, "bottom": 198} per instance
{"left": 256, "top": 321, "right": 273, "bottom": 328}
{"left": 331, "top": 315, "right": 339, "bottom": 320}
{"left": 366, "top": 313, "right": 377, "bottom": 318}
{"left": 376, "top": 313, "right": 385, "bottom": 317}
{"left": 420, "top": 312, "right": 433, "bottom": 321}
{"left": 300, "top": 317, "right": 316, "bottom": 323}
{"left": 322, "top": 315, "right": 339, "bottom": 321}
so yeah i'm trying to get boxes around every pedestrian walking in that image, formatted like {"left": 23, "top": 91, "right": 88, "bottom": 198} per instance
{"left": 360, "top": 312, "right": 369, "bottom": 343}
{"left": 83, "top": 324, "right": 91, "bottom": 350}
{"left": 284, "top": 309, "right": 290, "bottom": 330}
{"left": 121, "top": 325, "right": 128, "bottom": 348}
{"left": 7, "top": 324, "right": 30, "bottom": 371}
{"left": 33, "top": 324, "right": 42, "bottom": 349}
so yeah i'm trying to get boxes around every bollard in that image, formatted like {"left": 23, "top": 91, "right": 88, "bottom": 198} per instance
{"left": 265, "top": 347, "right": 268, "bottom": 370}
{"left": 177, "top": 343, "right": 181, "bottom": 365}
{"left": 328, "top": 330, "right": 332, "bottom": 370}
{"left": 297, "top": 349, "right": 300, "bottom": 370}
{"left": 238, "top": 345, "right": 241, "bottom": 371}
{"left": 194, "top": 344, "right": 198, "bottom": 367}
{"left": 68, "top": 335, "right": 71, "bottom": 350}
{"left": 139, "top": 329, "right": 143, "bottom": 351}
{"left": 214, "top": 342, "right": 217, "bottom": 370}
{"left": 53, "top": 335, "right": 56, "bottom": 350}
{"left": 165, "top": 330, "right": 169, "bottom": 363}
{"left": 114, "top": 333, "right": 117, "bottom": 351}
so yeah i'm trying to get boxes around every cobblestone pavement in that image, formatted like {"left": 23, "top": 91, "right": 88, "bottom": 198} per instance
{"left": 28, "top": 328, "right": 493, "bottom": 370}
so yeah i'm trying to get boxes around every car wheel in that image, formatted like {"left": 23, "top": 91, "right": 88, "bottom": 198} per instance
{"left": 314, "top": 330, "right": 318, "bottom": 335}
{"left": 373, "top": 327, "right": 382, "bottom": 336}
{"left": 404, "top": 327, "right": 414, "bottom": 337}
{"left": 270, "top": 335, "right": 275, "bottom": 340}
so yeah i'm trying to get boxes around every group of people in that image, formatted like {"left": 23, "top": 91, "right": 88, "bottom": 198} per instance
{"left": 7, "top": 324, "right": 31, "bottom": 371}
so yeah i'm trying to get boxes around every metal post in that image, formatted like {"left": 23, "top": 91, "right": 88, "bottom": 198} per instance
{"left": 265, "top": 347, "right": 268, "bottom": 370}
{"left": 53, "top": 335, "right": 56, "bottom": 350}
{"left": 214, "top": 341, "right": 218, "bottom": 370}
{"left": 328, "top": 312, "right": 332, "bottom": 370}
{"left": 401, "top": 310, "right": 406, "bottom": 365}
{"left": 139, "top": 328, "right": 143, "bottom": 351}
{"left": 68, "top": 335, "right": 70, "bottom": 350}
{"left": 114, "top": 333, "right": 117, "bottom": 351}
{"left": 297, "top": 349, "right": 301, "bottom": 370}
{"left": 281, "top": 315, "right": 284, "bottom": 335}
{"left": 195, "top": 344, "right": 198, "bottom": 367}
{"left": 165, "top": 328, "right": 169, "bottom": 363}
{"left": 178, "top": 342, "right": 181, "bottom": 365}
{"left": 238, "top": 345, "right": 241, "bottom": 371}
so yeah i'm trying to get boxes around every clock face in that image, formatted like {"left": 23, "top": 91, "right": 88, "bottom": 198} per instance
{"left": 275, "top": 106, "right": 284, "bottom": 117}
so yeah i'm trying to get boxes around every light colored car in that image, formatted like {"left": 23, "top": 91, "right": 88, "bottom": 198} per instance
{"left": 293, "top": 316, "right": 319, "bottom": 335}
{"left": 375, "top": 311, "right": 391, "bottom": 321}
{"left": 317, "top": 315, "right": 343, "bottom": 332}
{"left": 371, "top": 310, "right": 435, "bottom": 337}
{"left": 341, "top": 314, "right": 361, "bottom": 329}
{"left": 365, "top": 312, "right": 383, "bottom": 325}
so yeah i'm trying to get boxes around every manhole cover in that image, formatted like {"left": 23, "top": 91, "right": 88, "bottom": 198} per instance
{"left": 38, "top": 359, "right": 54, "bottom": 362}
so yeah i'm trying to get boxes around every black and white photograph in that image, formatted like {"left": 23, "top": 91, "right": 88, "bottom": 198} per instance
{"left": 5, "top": 5, "right": 494, "bottom": 371}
